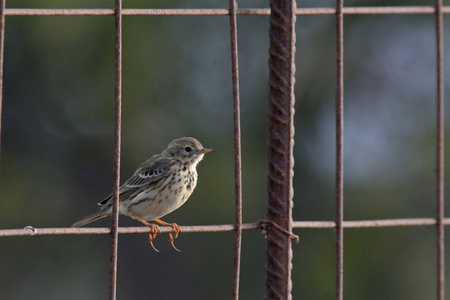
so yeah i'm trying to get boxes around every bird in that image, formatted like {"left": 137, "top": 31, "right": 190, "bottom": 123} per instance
{"left": 71, "top": 137, "right": 214, "bottom": 252}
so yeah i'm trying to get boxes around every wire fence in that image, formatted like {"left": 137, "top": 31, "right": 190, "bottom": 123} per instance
{"left": 0, "top": 1, "right": 447, "bottom": 300}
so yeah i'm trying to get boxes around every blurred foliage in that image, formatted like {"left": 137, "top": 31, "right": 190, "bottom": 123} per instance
{"left": 1, "top": 0, "right": 450, "bottom": 299}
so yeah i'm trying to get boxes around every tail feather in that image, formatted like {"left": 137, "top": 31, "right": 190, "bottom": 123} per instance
{"left": 71, "top": 212, "right": 109, "bottom": 228}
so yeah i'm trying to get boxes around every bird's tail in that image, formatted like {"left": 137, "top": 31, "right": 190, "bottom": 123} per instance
{"left": 71, "top": 211, "right": 109, "bottom": 228}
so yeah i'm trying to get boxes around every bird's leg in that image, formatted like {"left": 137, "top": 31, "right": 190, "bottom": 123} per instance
{"left": 135, "top": 216, "right": 161, "bottom": 252}
{"left": 154, "top": 219, "right": 182, "bottom": 252}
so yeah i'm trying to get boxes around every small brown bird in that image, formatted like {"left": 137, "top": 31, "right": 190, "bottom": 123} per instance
{"left": 71, "top": 137, "right": 214, "bottom": 251}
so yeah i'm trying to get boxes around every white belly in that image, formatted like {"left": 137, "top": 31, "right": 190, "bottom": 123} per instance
{"left": 123, "top": 169, "right": 198, "bottom": 221}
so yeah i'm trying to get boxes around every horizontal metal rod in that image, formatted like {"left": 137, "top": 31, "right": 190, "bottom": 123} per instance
{"left": 293, "top": 218, "right": 444, "bottom": 228}
{"left": 0, "top": 223, "right": 259, "bottom": 237}
{"left": 4, "top": 6, "right": 450, "bottom": 16}
{"left": 1, "top": 218, "right": 449, "bottom": 237}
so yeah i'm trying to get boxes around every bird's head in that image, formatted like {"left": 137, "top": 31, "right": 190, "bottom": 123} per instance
{"left": 162, "top": 137, "right": 214, "bottom": 164}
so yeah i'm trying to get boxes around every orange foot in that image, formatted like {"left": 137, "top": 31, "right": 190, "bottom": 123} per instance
{"left": 154, "top": 219, "right": 182, "bottom": 252}
{"left": 136, "top": 217, "right": 161, "bottom": 252}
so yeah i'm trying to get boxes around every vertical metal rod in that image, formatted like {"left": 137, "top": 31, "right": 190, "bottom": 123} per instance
{"left": 109, "top": 0, "right": 122, "bottom": 299}
{"left": 435, "top": 1, "right": 445, "bottom": 299}
{"left": 266, "top": 0, "right": 296, "bottom": 299}
{"left": 335, "top": 0, "right": 344, "bottom": 300}
{"left": 228, "top": 0, "right": 242, "bottom": 299}
{"left": 0, "top": 0, "right": 5, "bottom": 167}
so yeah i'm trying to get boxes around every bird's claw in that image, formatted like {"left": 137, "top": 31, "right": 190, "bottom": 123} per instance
{"left": 147, "top": 224, "right": 161, "bottom": 252}
{"left": 168, "top": 223, "right": 182, "bottom": 252}
{"left": 154, "top": 219, "right": 183, "bottom": 252}
{"left": 140, "top": 218, "right": 182, "bottom": 252}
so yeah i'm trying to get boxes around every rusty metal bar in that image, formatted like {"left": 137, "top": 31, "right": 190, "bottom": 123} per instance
{"left": 335, "top": 0, "right": 344, "bottom": 300}
{"left": 4, "top": 7, "right": 450, "bottom": 16}
{"left": 266, "top": 0, "right": 296, "bottom": 298}
{"left": 228, "top": 0, "right": 243, "bottom": 299}
{"left": 0, "top": 0, "right": 4, "bottom": 168}
{"left": 6, "top": 218, "right": 450, "bottom": 237}
{"left": 436, "top": 0, "right": 445, "bottom": 299}
{"left": 295, "top": 218, "right": 448, "bottom": 228}
{"left": 109, "top": 1, "right": 122, "bottom": 300}
{"left": 0, "top": 224, "right": 257, "bottom": 237}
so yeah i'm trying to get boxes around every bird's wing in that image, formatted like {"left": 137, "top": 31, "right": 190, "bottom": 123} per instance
{"left": 124, "top": 156, "right": 172, "bottom": 187}
{"left": 98, "top": 156, "right": 172, "bottom": 206}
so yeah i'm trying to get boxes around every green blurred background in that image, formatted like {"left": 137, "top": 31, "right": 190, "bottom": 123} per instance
{"left": 1, "top": 0, "right": 450, "bottom": 299}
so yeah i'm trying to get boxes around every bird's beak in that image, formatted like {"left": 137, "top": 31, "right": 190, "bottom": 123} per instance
{"left": 198, "top": 148, "right": 214, "bottom": 154}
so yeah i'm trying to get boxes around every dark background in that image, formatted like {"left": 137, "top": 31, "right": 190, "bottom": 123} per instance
{"left": 1, "top": 0, "right": 450, "bottom": 299}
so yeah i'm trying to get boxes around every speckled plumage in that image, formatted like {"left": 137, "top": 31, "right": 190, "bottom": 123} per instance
{"left": 71, "top": 137, "right": 213, "bottom": 249}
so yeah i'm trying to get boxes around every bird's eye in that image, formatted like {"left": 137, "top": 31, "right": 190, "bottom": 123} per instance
{"left": 185, "top": 146, "right": 192, "bottom": 152}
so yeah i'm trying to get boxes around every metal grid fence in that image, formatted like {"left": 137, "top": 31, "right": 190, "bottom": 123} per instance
{"left": 0, "top": 1, "right": 447, "bottom": 300}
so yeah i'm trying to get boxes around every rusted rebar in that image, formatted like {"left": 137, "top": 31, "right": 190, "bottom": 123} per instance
{"left": 0, "top": 0, "right": 5, "bottom": 169}
{"left": 4, "top": 7, "right": 450, "bottom": 16}
{"left": 335, "top": 1, "right": 344, "bottom": 300}
{"left": 5, "top": 218, "right": 450, "bottom": 237}
{"left": 109, "top": 1, "right": 122, "bottom": 300}
{"left": 1, "top": 3, "right": 448, "bottom": 300}
{"left": 266, "top": 0, "right": 296, "bottom": 299}
{"left": 228, "top": 0, "right": 243, "bottom": 299}
{"left": 435, "top": 0, "right": 445, "bottom": 299}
